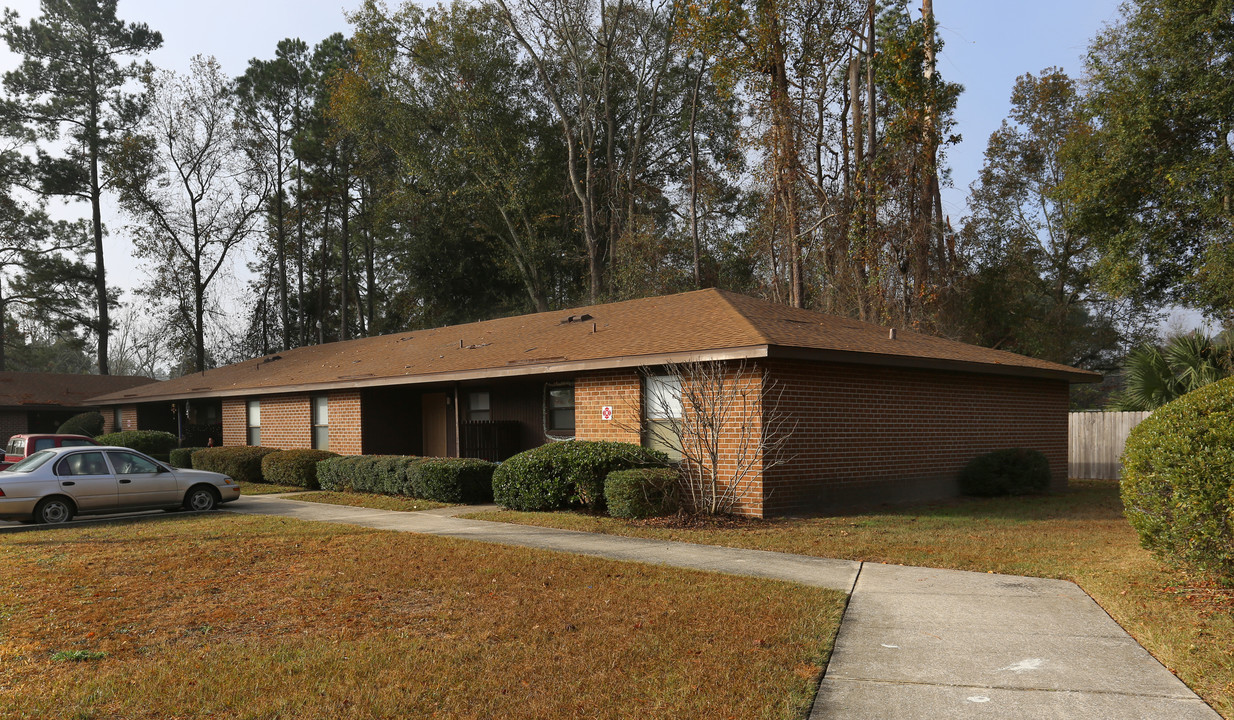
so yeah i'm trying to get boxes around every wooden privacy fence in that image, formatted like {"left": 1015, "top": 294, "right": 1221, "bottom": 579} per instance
{"left": 1068, "top": 411, "right": 1152, "bottom": 479}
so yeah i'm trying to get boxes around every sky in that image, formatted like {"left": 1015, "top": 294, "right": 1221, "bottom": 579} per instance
{"left": 7, "top": 0, "right": 1198, "bottom": 330}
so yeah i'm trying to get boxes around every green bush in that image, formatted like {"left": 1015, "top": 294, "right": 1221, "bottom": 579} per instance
{"left": 95, "top": 430, "right": 179, "bottom": 456}
{"left": 410, "top": 458, "right": 496, "bottom": 503}
{"left": 605, "top": 468, "right": 681, "bottom": 519}
{"left": 492, "top": 440, "right": 668, "bottom": 512}
{"left": 261, "top": 449, "right": 339, "bottom": 489}
{"left": 317, "top": 455, "right": 408, "bottom": 494}
{"left": 192, "top": 446, "right": 279, "bottom": 484}
{"left": 957, "top": 448, "right": 1051, "bottom": 497}
{"left": 317, "top": 455, "right": 497, "bottom": 503}
{"left": 169, "top": 447, "right": 207, "bottom": 468}
{"left": 57, "top": 412, "right": 104, "bottom": 437}
{"left": 1122, "top": 376, "right": 1234, "bottom": 581}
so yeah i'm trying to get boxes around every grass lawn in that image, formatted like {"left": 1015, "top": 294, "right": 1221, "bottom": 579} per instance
{"left": 235, "top": 480, "right": 306, "bottom": 495}
{"left": 289, "top": 491, "right": 450, "bottom": 512}
{"left": 0, "top": 515, "right": 845, "bottom": 719}
{"left": 464, "top": 479, "right": 1234, "bottom": 717}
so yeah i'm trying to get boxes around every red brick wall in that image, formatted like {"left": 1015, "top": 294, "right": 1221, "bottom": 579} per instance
{"left": 118, "top": 406, "right": 139, "bottom": 432}
{"left": 575, "top": 365, "right": 767, "bottom": 517}
{"left": 330, "top": 391, "right": 362, "bottom": 455}
{"left": 0, "top": 410, "right": 27, "bottom": 446}
{"left": 220, "top": 392, "right": 363, "bottom": 455}
{"left": 575, "top": 371, "right": 642, "bottom": 443}
{"left": 761, "top": 359, "right": 1070, "bottom": 516}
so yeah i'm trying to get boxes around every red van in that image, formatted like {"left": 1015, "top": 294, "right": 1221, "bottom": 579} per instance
{"left": 1, "top": 434, "right": 100, "bottom": 471}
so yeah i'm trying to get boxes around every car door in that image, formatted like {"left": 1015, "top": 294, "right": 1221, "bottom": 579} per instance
{"left": 106, "top": 450, "right": 181, "bottom": 508}
{"left": 54, "top": 451, "right": 118, "bottom": 512}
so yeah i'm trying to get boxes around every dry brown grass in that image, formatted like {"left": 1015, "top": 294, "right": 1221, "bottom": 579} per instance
{"left": 235, "top": 480, "right": 305, "bottom": 495}
{"left": 0, "top": 514, "right": 845, "bottom": 719}
{"left": 467, "top": 479, "right": 1234, "bottom": 717}
{"left": 289, "top": 491, "right": 450, "bottom": 512}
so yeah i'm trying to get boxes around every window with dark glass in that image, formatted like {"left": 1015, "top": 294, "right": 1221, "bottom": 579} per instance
{"left": 113, "top": 407, "right": 123, "bottom": 432}
{"left": 246, "top": 400, "right": 261, "bottom": 446}
{"left": 312, "top": 396, "right": 329, "bottom": 450}
{"left": 468, "top": 392, "right": 491, "bottom": 422}
{"left": 547, "top": 384, "right": 575, "bottom": 432}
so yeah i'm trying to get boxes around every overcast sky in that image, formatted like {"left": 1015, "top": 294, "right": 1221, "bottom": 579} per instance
{"left": 8, "top": 1, "right": 1191, "bottom": 327}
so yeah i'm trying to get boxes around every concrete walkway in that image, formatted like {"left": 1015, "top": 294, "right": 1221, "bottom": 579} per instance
{"left": 5, "top": 495, "right": 1219, "bottom": 718}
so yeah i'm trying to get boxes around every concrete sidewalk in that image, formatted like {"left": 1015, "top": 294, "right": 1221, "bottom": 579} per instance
{"left": 225, "top": 495, "right": 1220, "bottom": 719}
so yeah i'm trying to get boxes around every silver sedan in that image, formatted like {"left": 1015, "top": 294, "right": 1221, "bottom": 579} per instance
{"left": 0, "top": 445, "right": 241, "bottom": 524}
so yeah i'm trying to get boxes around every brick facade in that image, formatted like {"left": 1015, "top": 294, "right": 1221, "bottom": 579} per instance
{"left": 574, "top": 370, "right": 642, "bottom": 444}
{"left": 220, "top": 391, "right": 363, "bottom": 455}
{"left": 0, "top": 410, "right": 27, "bottom": 446}
{"left": 205, "top": 358, "right": 1070, "bottom": 518}
{"left": 760, "top": 359, "right": 1070, "bottom": 516}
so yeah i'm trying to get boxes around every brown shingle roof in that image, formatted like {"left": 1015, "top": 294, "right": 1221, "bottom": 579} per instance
{"left": 0, "top": 371, "right": 156, "bottom": 409}
{"left": 91, "top": 289, "right": 1099, "bottom": 404}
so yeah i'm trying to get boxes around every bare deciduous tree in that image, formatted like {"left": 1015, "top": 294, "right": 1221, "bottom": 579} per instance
{"left": 629, "top": 359, "right": 794, "bottom": 515}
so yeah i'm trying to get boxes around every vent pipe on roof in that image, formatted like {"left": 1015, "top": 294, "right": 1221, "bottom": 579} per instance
{"left": 592, "top": 322, "right": 597, "bottom": 333}
{"left": 889, "top": 328, "right": 897, "bottom": 340}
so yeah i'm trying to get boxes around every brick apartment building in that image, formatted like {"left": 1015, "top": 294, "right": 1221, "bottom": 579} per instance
{"left": 90, "top": 290, "right": 1098, "bottom": 516}
{"left": 0, "top": 371, "right": 156, "bottom": 446}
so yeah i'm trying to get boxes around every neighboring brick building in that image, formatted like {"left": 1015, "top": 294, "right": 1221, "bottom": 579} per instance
{"left": 90, "top": 290, "right": 1098, "bottom": 517}
{"left": 0, "top": 371, "right": 157, "bottom": 446}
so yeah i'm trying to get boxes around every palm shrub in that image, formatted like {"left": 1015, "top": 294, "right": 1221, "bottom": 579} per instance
{"left": 261, "top": 449, "right": 338, "bottom": 489}
{"left": 1121, "top": 376, "right": 1234, "bottom": 582}
{"left": 57, "top": 412, "right": 104, "bottom": 437}
{"left": 492, "top": 441, "right": 668, "bottom": 512}
{"left": 957, "top": 448, "right": 1052, "bottom": 497}
{"left": 1112, "top": 332, "right": 1232, "bottom": 411}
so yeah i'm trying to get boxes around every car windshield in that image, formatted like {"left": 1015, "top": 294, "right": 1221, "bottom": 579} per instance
{"left": 6, "top": 450, "right": 55, "bottom": 473}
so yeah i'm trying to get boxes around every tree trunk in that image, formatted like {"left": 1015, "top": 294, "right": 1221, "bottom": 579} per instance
{"left": 688, "top": 58, "right": 705, "bottom": 288}
{"left": 89, "top": 90, "right": 109, "bottom": 375}
{"left": 340, "top": 160, "right": 351, "bottom": 342}
{"left": 275, "top": 130, "right": 290, "bottom": 352}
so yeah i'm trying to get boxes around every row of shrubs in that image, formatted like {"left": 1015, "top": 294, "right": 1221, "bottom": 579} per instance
{"left": 317, "top": 455, "right": 496, "bottom": 504}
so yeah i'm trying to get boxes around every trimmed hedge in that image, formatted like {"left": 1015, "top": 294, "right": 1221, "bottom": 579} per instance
{"left": 957, "top": 448, "right": 1051, "bottom": 497}
{"left": 492, "top": 440, "right": 668, "bottom": 512}
{"left": 170, "top": 447, "right": 207, "bottom": 469}
{"left": 192, "top": 446, "right": 279, "bottom": 484}
{"left": 1122, "top": 376, "right": 1234, "bottom": 581}
{"left": 317, "top": 455, "right": 497, "bottom": 503}
{"left": 57, "top": 412, "right": 104, "bottom": 438}
{"left": 414, "top": 458, "right": 495, "bottom": 503}
{"left": 261, "top": 449, "right": 338, "bottom": 489}
{"left": 95, "top": 430, "right": 179, "bottom": 456}
{"left": 605, "top": 468, "right": 680, "bottom": 519}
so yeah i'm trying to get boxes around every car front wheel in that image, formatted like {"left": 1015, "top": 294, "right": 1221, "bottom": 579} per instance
{"left": 34, "top": 497, "right": 73, "bottom": 524}
{"left": 184, "top": 487, "right": 219, "bottom": 512}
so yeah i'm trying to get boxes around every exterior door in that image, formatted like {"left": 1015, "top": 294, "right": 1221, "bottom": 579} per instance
{"left": 421, "top": 393, "right": 448, "bottom": 458}
{"left": 54, "top": 451, "right": 118, "bottom": 512}
{"left": 106, "top": 450, "right": 181, "bottom": 507}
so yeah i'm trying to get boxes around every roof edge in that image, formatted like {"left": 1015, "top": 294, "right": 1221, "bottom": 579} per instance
{"left": 88, "top": 346, "right": 774, "bottom": 404}
{"left": 766, "top": 346, "right": 1102, "bottom": 383}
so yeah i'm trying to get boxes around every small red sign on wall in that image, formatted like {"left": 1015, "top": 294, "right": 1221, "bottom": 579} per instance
{"left": 601, "top": 406, "right": 613, "bottom": 421}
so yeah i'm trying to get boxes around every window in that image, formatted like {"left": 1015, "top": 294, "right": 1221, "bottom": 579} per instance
{"left": 4, "top": 437, "right": 22, "bottom": 457}
{"left": 246, "top": 400, "right": 261, "bottom": 446}
{"left": 468, "top": 392, "right": 491, "bottom": 422}
{"left": 643, "top": 375, "right": 682, "bottom": 461}
{"left": 546, "top": 384, "right": 574, "bottom": 432}
{"left": 56, "top": 451, "right": 110, "bottom": 477}
{"left": 106, "top": 451, "right": 160, "bottom": 475}
{"left": 9, "top": 450, "right": 53, "bottom": 473}
{"left": 312, "top": 396, "right": 329, "bottom": 451}
{"left": 113, "top": 407, "right": 123, "bottom": 432}
{"left": 32, "top": 438, "right": 54, "bottom": 452}
{"left": 61, "top": 439, "right": 95, "bottom": 448}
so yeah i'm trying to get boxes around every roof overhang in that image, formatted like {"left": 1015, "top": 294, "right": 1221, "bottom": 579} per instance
{"left": 90, "top": 341, "right": 1099, "bottom": 405}
{"left": 766, "top": 346, "right": 1101, "bottom": 383}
